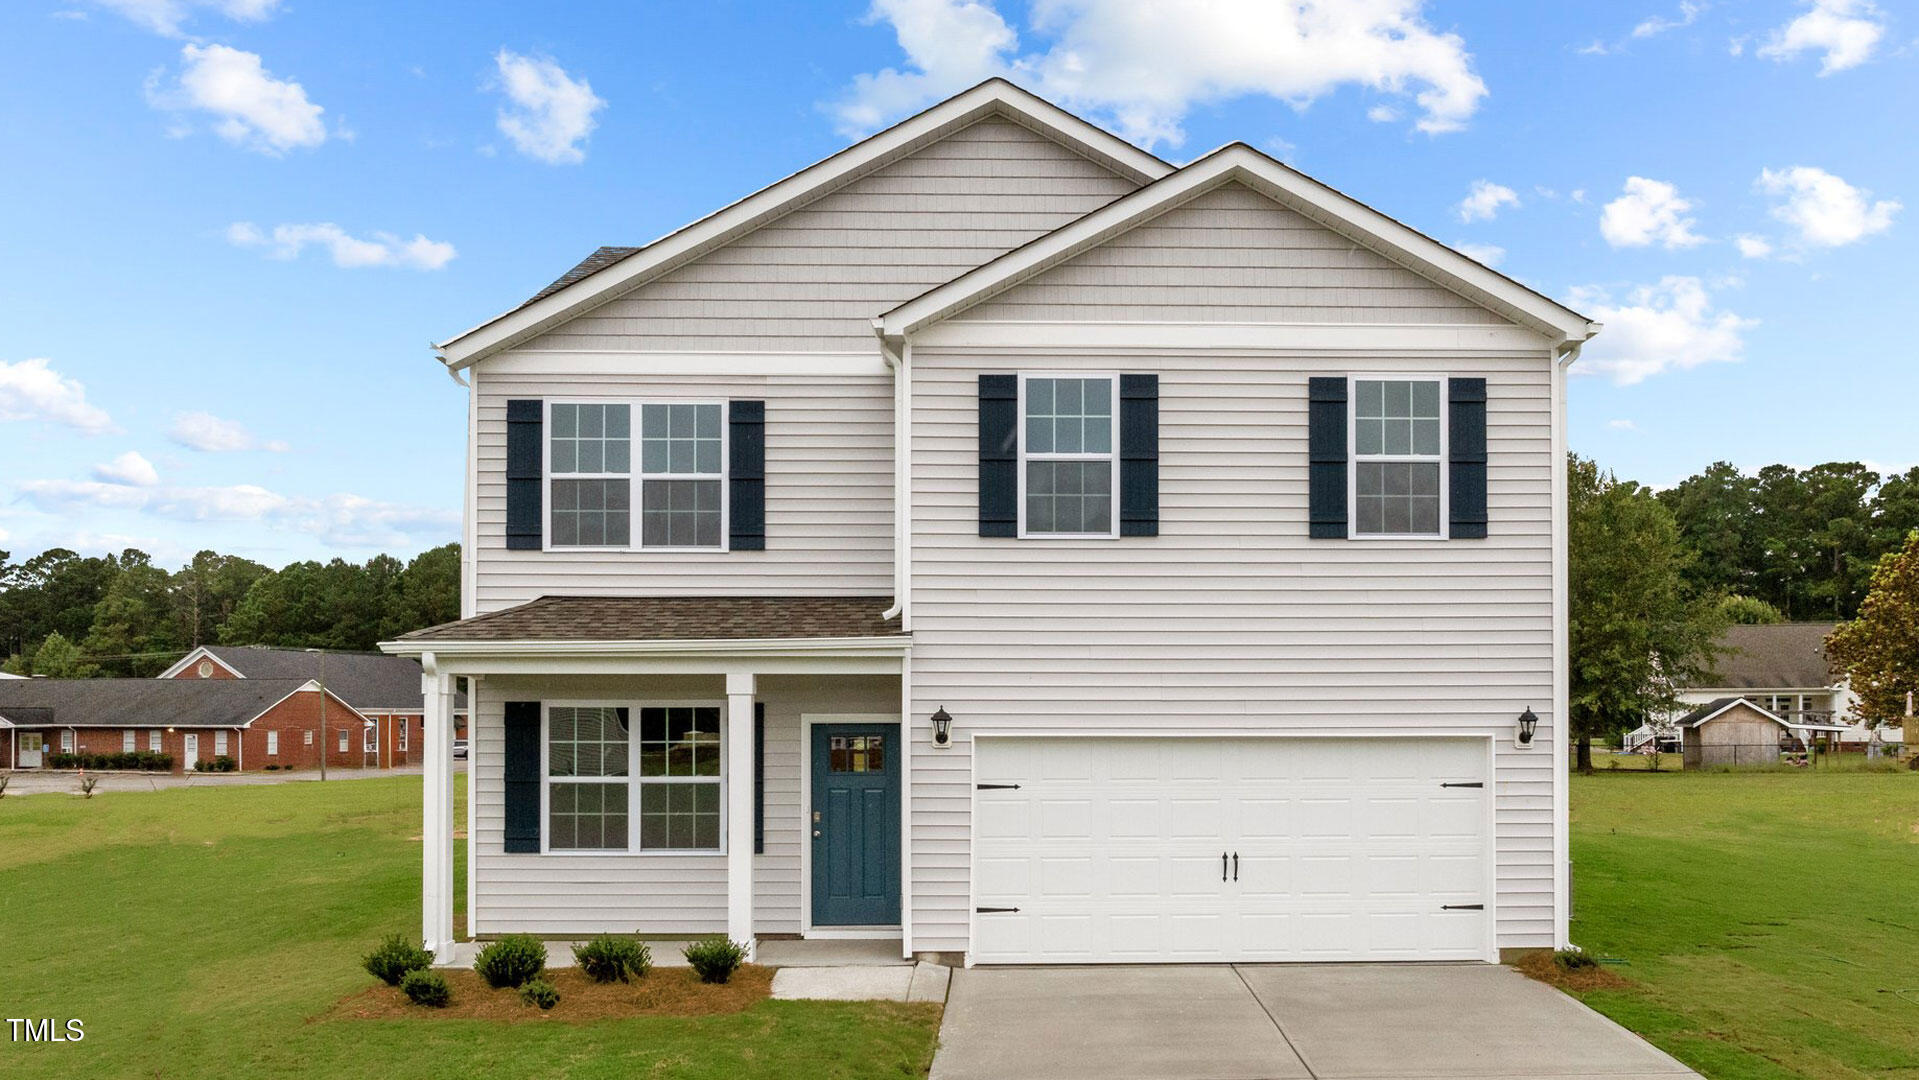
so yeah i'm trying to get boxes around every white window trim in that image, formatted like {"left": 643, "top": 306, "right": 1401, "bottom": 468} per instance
{"left": 338, "top": 729, "right": 349, "bottom": 753}
{"left": 1347, "top": 373, "right": 1450, "bottom": 541}
{"left": 542, "top": 398, "right": 731, "bottom": 554}
{"left": 1016, "top": 372, "right": 1121, "bottom": 540}
{"left": 60, "top": 730, "right": 73, "bottom": 753}
{"left": 539, "top": 699, "right": 730, "bottom": 857}
{"left": 149, "top": 730, "right": 162, "bottom": 752}
{"left": 304, "top": 729, "right": 314, "bottom": 746}
{"left": 215, "top": 730, "right": 229, "bottom": 756}
{"left": 124, "top": 729, "right": 136, "bottom": 753}
{"left": 399, "top": 720, "right": 408, "bottom": 753}
{"left": 267, "top": 730, "right": 279, "bottom": 756}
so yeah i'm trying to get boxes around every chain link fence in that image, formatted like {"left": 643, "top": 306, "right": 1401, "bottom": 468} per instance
{"left": 1578, "top": 741, "right": 1907, "bottom": 771}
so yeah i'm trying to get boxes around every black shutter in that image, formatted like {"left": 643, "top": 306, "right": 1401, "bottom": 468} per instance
{"left": 729, "top": 400, "right": 766, "bottom": 551}
{"left": 1308, "top": 377, "right": 1348, "bottom": 539}
{"left": 505, "top": 400, "right": 543, "bottom": 550}
{"left": 1449, "top": 378, "right": 1488, "bottom": 539}
{"left": 502, "top": 701, "right": 541, "bottom": 853}
{"left": 978, "top": 374, "right": 1018, "bottom": 537}
{"left": 1119, "top": 374, "right": 1159, "bottom": 537}
{"left": 753, "top": 702, "right": 765, "bottom": 855}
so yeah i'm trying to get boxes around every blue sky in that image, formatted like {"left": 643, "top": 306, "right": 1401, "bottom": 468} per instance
{"left": 1, "top": 0, "right": 1911, "bottom": 567}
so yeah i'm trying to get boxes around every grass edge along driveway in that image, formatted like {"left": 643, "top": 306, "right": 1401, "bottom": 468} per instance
{"left": 1566, "top": 769, "right": 1919, "bottom": 1080}
{"left": 0, "top": 776, "right": 939, "bottom": 1080}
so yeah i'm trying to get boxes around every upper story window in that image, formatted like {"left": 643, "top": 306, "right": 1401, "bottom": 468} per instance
{"left": 1351, "top": 378, "right": 1444, "bottom": 537}
{"left": 1020, "top": 375, "right": 1118, "bottom": 538}
{"left": 548, "top": 402, "right": 724, "bottom": 550}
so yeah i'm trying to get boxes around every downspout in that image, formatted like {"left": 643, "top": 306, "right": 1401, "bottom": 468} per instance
{"left": 1550, "top": 330, "right": 1591, "bottom": 949}
{"left": 874, "top": 323, "right": 907, "bottom": 623}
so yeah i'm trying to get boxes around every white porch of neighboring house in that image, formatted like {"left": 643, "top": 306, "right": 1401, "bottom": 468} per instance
{"left": 385, "top": 596, "right": 910, "bottom": 964}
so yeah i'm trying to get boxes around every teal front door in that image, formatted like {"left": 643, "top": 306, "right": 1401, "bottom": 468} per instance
{"left": 810, "top": 723, "right": 901, "bottom": 927}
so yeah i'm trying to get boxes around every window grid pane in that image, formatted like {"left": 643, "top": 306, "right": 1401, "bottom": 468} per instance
{"left": 551, "top": 479, "right": 631, "bottom": 548}
{"left": 1026, "top": 460, "right": 1112, "bottom": 535}
{"left": 1352, "top": 379, "right": 1443, "bottom": 536}
{"left": 1023, "top": 376, "right": 1116, "bottom": 535}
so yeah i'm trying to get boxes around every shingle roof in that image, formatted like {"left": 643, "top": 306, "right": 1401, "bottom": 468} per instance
{"left": 398, "top": 596, "right": 903, "bottom": 644}
{"left": 194, "top": 646, "right": 448, "bottom": 711}
{"left": 1699, "top": 623, "right": 1839, "bottom": 689}
{"left": 521, "top": 246, "right": 644, "bottom": 308}
{"left": 0, "top": 678, "right": 346, "bottom": 729}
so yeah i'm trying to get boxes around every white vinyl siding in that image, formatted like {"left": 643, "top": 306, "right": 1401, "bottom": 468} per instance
{"left": 520, "top": 117, "right": 1140, "bottom": 353}
{"left": 962, "top": 183, "right": 1512, "bottom": 326}
{"left": 908, "top": 345, "right": 1559, "bottom": 955}
{"left": 470, "top": 674, "right": 899, "bottom": 937}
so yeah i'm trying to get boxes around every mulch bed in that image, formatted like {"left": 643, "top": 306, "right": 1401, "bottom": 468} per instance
{"left": 1515, "top": 950, "right": 1633, "bottom": 993}
{"left": 328, "top": 965, "right": 774, "bottom": 1022}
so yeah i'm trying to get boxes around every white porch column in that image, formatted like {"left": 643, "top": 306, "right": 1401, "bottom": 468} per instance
{"left": 726, "top": 671, "right": 756, "bottom": 960}
{"left": 420, "top": 657, "right": 456, "bottom": 961}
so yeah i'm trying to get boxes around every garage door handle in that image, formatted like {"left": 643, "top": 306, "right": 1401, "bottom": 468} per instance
{"left": 976, "top": 906, "right": 1020, "bottom": 914}
{"left": 1440, "top": 781, "right": 1484, "bottom": 788}
{"left": 1233, "top": 852, "right": 1239, "bottom": 881}
{"left": 1441, "top": 903, "right": 1484, "bottom": 911}
{"left": 976, "top": 783, "right": 1021, "bottom": 790}
{"left": 1222, "top": 852, "right": 1228, "bottom": 881}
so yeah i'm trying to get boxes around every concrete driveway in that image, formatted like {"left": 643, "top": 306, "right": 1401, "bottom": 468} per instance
{"left": 931, "top": 963, "right": 1698, "bottom": 1080}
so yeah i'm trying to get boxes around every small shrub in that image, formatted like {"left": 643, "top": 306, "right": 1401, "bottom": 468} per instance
{"left": 205, "top": 755, "right": 237, "bottom": 773}
{"left": 519, "top": 978, "right": 559, "bottom": 1010}
{"left": 573, "top": 935, "right": 650, "bottom": 983}
{"left": 263, "top": 763, "right": 279, "bottom": 771}
{"left": 682, "top": 938, "right": 747, "bottom": 984}
{"left": 1553, "top": 948, "right": 1598, "bottom": 971}
{"left": 400, "top": 969, "right": 450, "bottom": 1007}
{"left": 363, "top": 933, "right": 434, "bottom": 986}
{"left": 474, "top": 934, "right": 546, "bottom": 989}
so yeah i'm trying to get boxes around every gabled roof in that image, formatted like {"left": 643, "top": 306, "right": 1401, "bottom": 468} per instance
{"left": 158, "top": 645, "right": 453, "bottom": 712}
{"left": 434, "top": 79, "right": 1172, "bottom": 370}
{"left": 1675, "top": 696, "right": 1849, "bottom": 733}
{"left": 877, "top": 143, "right": 1600, "bottom": 347}
{"left": 394, "top": 595, "right": 903, "bottom": 645}
{"left": 1695, "top": 623, "right": 1839, "bottom": 690}
{"left": 0, "top": 677, "right": 363, "bottom": 729}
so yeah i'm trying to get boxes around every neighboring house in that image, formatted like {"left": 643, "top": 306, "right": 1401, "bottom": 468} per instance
{"left": 384, "top": 80, "right": 1601, "bottom": 967}
{"left": 1644, "top": 622, "right": 1895, "bottom": 751}
{"left": 1674, "top": 697, "right": 1850, "bottom": 769}
{"left": 0, "top": 677, "right": 367, "bottom": 773}
{"left": 158, "top": 645, "right": 466, "bottom": 767}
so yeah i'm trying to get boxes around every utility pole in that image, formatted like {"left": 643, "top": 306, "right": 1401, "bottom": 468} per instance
{"left": 307, "top": 648, "right": 327, "bottom": 781}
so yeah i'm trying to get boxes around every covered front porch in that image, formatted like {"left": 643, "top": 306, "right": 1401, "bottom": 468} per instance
{"left": 383, "top": 596, "right": 911, "bottom": 963}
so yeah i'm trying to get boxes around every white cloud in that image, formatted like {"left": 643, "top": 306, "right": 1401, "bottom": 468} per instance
{"left": 147, "top": 44, "right": 327, "bottom": 154}
{"left": 492, "top": 50, "right": 606, "bottom": 165}
{"left": 92, "top": 451, "right": 159, "bottom": 487}
{"left": 0, "top": 358, "right": 116, "bottom": 434}
{"left": 1567, "top": 276, "right": 1755, "bottom": 385}
{"left": 15, "top": 479, "right": 458, "bottom": 548}
{"left": 1600, "top": 177, "right": 1705, "bottom": 249}
{"left": 1607, "top": 418, "right": 1639, "bottom": 430}
{"left": 225, "top": 221, "right": 456, "bottom": 270}
{"left": 88, "top": 0, "right": 281, "bottom": 37}
{"left": 1633, "top": 1, "right": 1705, "bottom": 39}
{"left": 0, "top": 526, "right": 9, "bottom": 544}
{"left": 167, "top": 411, "right": 290, "bottom": 453}
{"left": 1734, "top": 234, "right": 1774, "bottom": 258}
{"left": 1365, "top": 104, "right": 1400, "bottom": 123}
{"left": 1756, "top": 0, "right": 1885, "bottom": 74}
{"left": 831, "top": 0, "right": 1488, "bottom": 147}
{"left": 1577, "top": 40, "right": 1611, "bottom": 56}
{"left": 1455, "top": 179, "right": 1519, "bottom": 223}
{"left": 1454, "top": 242, "right": 1506, "bottom": 267}
{"left": 1756, "top": 165, "right": 1899, "bottom": 248}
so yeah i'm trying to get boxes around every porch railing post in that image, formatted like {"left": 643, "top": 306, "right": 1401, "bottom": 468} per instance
{"left": 726, "top": 672, "right": 757, "bottom": 961}
{"left": 421, "top": 658, "right": 456, "bottom": 962}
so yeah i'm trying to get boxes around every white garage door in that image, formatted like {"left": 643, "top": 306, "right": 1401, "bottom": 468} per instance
{"left": 972, "top": 737, "right": 1491, "bottom": 964}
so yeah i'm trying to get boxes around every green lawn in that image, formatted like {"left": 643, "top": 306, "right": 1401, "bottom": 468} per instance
{"left": 1569, "top": 768, "right": 1919, "bottom": 1079}
{"left": 0, "top": 777, "right": 939, "bottom": 1079}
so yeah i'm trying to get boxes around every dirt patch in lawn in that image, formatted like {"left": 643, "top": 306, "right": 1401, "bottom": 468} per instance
{"left": 1515, "top": 950, "right": 1633, "bottom": 993}
{"left": 328, "top": 965, "right": 774, "bottom": 1022}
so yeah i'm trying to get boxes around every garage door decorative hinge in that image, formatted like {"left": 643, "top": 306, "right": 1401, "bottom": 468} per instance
{"left": 975, "top": 906, "right": 1020, "bottom": 914}
{"left": 1439, "top": 781, "right": 1484, "bottom": 788}
{"left": 1441, "top": 903, "right": 1485, "bottom": 911}
{"left": 975, "top": 783, "right": 1021, "bottom": 790}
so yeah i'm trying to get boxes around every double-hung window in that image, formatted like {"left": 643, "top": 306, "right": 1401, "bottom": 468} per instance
{"left": 123, "top": 729, "right": 136, "bottom": 753}
{"left": 1351, "top": 378, "right": 1444, "bottom": 537}
{"left": 547, "top": 706, "right": 631, "bottom": 851}
{"left": 150, "top": 729, "right": 162, "bottom": 752}
{"left": 548, "top": 402, "right": 725, "bottom": 550}
{"left": 1020, "top": 375, "right": 1118, "bottom": 537}
{"left": 544, "top": 703, "right": 724, "bottom": 852}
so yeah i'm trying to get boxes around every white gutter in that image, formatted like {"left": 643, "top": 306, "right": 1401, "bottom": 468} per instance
{"left": 381, "top": 635, "right": 914, "bottom": 659}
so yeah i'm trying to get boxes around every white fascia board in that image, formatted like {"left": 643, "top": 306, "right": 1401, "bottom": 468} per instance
{"left": 1687, "top": 699, "right": 1788, "bottom": 728}
{"left": 240, "top": 681, "right": 370, "bottom": 729}
{"left": 880, "top": 144, "right": 1600, "bottom": 346}
{"left": 910, "top": 320, "right": 1560, "bottom": 353}
{"left": 155, "top": 645, "right": 243, "bottom": 680}
{"left": 434, "top": 79, "right": 1171, "bottom": 370}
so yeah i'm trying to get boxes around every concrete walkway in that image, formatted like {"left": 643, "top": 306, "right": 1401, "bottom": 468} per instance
{"left": 932, "top": 963, "right": 1699, "bottom": 1080}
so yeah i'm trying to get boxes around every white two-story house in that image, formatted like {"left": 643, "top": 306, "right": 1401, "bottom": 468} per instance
{"left": 385, "top": 80, "right": 1599, "bottom": 968}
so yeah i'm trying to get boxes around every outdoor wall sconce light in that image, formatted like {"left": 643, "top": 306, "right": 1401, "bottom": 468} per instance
{"left": 1516, "top": 707, "right": 1539, "bottom": 748}
{"left": 930, "top": 706, "right": 953, "bottom": 748}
